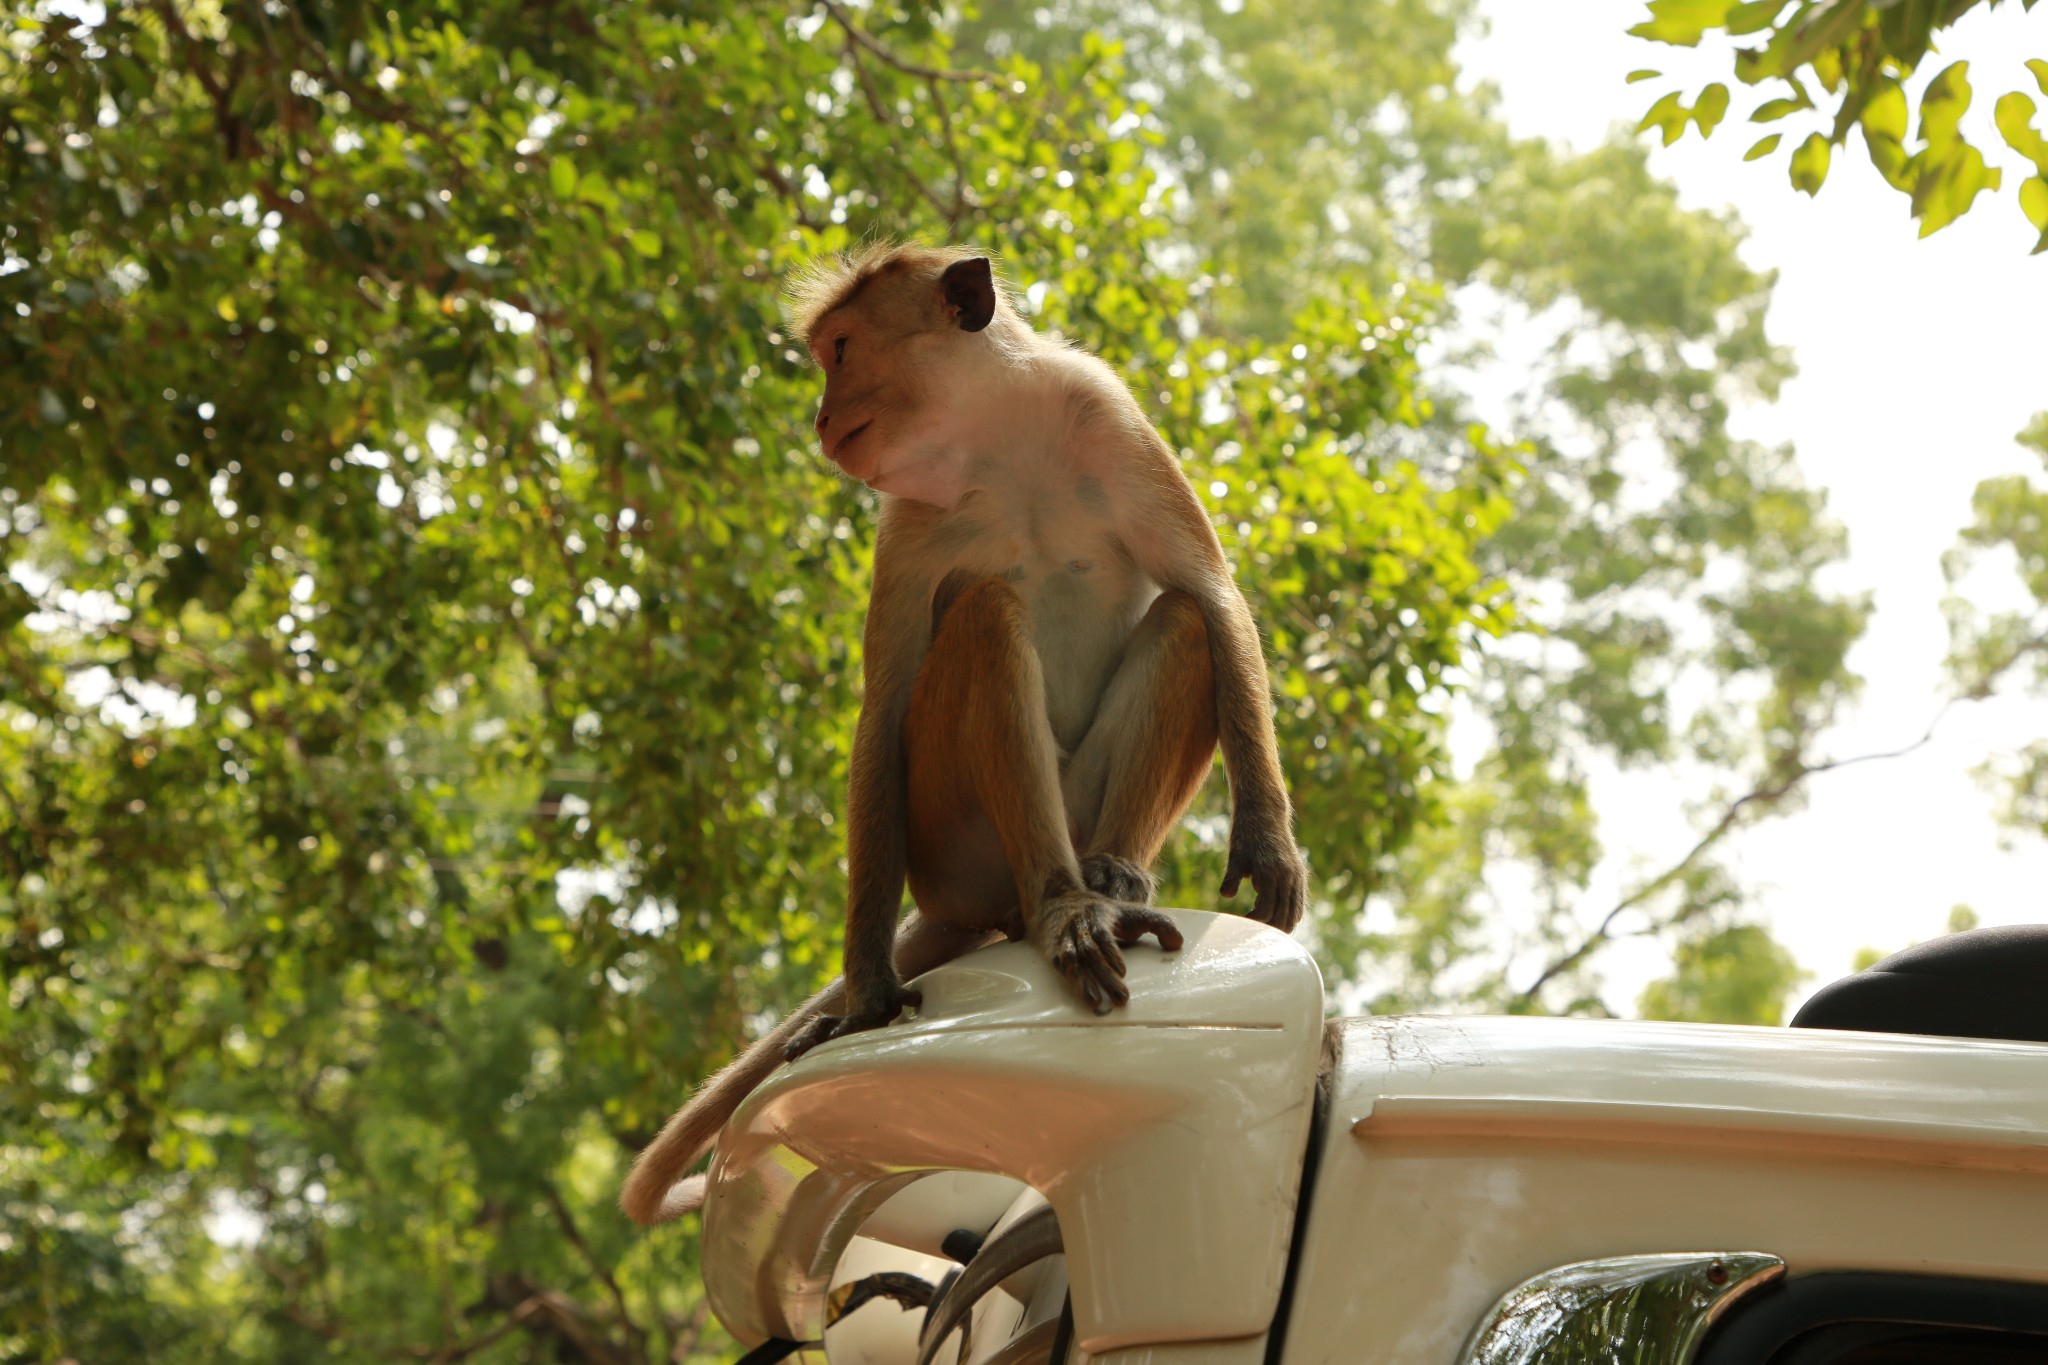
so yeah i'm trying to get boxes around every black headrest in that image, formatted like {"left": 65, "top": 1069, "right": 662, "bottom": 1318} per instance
{"left": 1790, "top": 924, "right": 2048, "bottom": 1044}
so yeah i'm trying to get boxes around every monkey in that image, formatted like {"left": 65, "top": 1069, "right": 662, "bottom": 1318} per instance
{"left": 619, "top": 244, "right": 1307, "bottom": 1226}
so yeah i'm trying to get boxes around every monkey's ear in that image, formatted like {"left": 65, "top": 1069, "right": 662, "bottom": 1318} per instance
{"left": 940, "top": 257, "right": 996, "bottom": 333}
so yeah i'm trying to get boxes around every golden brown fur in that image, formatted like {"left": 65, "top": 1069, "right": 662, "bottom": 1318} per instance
{"left": 619, "top": 243, "right": 1306, "bottom": 1226}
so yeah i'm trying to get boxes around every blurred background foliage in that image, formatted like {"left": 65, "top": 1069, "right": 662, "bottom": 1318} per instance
{"left": 1, "top": 0, "right": 2035, "bottom": 1360}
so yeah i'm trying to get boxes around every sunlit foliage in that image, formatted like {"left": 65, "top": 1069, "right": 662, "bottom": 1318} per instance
{"left": 1, "top": 1, "right": 1512, "bottom": 1357}
{"left": 1629, "top": 0, "right": 2048, "bottom": 248}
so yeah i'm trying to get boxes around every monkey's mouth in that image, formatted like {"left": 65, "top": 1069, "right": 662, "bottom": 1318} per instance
{"left": 831, "top": 420, "right": 873, "bottom": 462}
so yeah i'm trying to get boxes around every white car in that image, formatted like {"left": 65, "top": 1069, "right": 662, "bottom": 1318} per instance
{"left": 693, "top": 912, "right": 2048, "bottom": 1365}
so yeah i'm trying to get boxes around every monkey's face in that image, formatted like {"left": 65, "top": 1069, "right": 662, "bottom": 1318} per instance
{"left": 808, "top": 257, "right": 999, "bottom": 496}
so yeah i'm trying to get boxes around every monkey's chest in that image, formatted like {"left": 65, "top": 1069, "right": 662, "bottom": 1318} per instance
{"left": 931, "top": 503, "right": 1154, "bottom": 753}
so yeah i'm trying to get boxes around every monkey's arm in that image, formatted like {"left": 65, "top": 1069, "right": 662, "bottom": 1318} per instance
{"left": 1131, "top": 456, "right": 1308, "bottom": 932}
{"left": 786, "top": 505, "right": 934, "bottom": 1057}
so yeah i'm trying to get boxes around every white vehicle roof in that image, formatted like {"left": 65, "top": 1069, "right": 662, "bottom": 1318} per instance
{"left": 697, "top": 911, "right": 2048, "bottom": 1365}
{"left": 1296, "top": 1011, "right": 2048, "bottom": 1364}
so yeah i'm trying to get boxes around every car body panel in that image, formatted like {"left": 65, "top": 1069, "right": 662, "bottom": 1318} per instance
{"left": 699, "top": 911, "right": 1324, "bottom": 1357}
{"left": 1280, "top": 1015, "right": 2048, "bottom": 1365}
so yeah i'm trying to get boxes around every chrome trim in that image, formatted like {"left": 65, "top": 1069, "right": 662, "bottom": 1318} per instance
{"left": 917, "top": 1204, "right": 1062, "bottom": 1365}
{"left": 1456, "top": 1251, "right": 1785, "bottom": 1365}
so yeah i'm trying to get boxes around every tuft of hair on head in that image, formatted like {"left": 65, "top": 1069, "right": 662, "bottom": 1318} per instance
{"left": 783, "top": 241, "right": 1009, "bottom": 348}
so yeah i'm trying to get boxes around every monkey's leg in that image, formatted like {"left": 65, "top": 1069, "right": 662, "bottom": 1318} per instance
{"left": 905, "top": 575, "right": 1183, "bottom": 1014}
{"left": 1062, "top": 588, "right": 1220, "bottom": 904}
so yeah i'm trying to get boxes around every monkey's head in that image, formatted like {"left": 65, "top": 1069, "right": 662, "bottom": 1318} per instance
{"left": 788, "top": 244, "right": 1015, "bottom": 497}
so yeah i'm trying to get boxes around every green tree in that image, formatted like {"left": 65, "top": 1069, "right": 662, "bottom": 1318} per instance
{"left": 2, "top": 0, "right": 1508, "bottom": 1357}
{"left": 1638, "top": 921, "right": 1807, "bottom": 1025}
{"left": 2, "top": 0, "right": 1906, "bottom": 1354}
{"left": 1942, "top": 411, "right": 2048, "bottom": 836}
{"left": 1628, "top": 0, "right": 2048, "bottom": 247}
{"left": 968, "top": 0, "right": 1868, "bottom": 1015}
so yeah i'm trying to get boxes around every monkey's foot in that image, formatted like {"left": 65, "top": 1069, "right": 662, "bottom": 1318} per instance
{"left": 1035, "top": 892, "right": 1184, "bottom": 1015}
{"left": 1080, "top": 853, "right": 1157, "bottom": 905}
{"left": 785, "top": 984, "right": 923, "bottom": 1062}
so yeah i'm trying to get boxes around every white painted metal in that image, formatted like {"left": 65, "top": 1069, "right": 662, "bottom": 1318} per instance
{"left": 697, "top": 931, "right": 2048, "bottom": 1365}
{"left": 1281, "top": 1015, "right": 2048, "bottom": 1365}
{"left": 698, "top": 910, "right": 1325, "bottom": 1359}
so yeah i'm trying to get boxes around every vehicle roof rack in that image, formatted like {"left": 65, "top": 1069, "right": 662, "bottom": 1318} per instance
{"left": 1790, "top": 924, "right": 2048, "bottom": 1044}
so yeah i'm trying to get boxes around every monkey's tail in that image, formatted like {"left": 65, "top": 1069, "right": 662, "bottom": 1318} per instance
{"left": 618, "top": 977, "right": 845, "bottom": 1226}
{"left": 621, "top": 919, "right": 1002, "bottom": 1227}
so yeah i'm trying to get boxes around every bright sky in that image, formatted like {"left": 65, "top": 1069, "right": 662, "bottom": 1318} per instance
{"left": 1459, "top": 2, "right": 2048, "bottom": 1013}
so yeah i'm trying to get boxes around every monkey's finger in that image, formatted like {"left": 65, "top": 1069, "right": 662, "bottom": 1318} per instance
{"left": 1070, "top": 933, "right": 1127, "bottom": 1012}
{"left": 1072, "top": 956, "right": 1114, "bottom": 1014}
{"left": 1114, "top": 905, "right": 1184, "bottom": 952}
{"left": 1219, "top": 862, "right": 1246, "bottom": 898}
{"left": 1090, "top": 920, "right": 1126, "bottom": 978}
{"left": 1252, "top": 864, "right": 1307, "bottom": 932}
{"left": 1089, "top": 955, "right": 1129, "bottom": 1010}
{"left": 1050, "top": 936, "right": 1097, "bottom": 1008}
{"left": 1261, "top": 875, "right": 1294, "bottom": 929}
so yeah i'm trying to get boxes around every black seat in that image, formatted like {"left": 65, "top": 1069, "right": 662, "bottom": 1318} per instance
{"left": 1790, "top": 924, "right": 2048, "bottom": 1044}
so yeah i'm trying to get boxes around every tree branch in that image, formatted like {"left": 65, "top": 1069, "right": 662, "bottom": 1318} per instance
{"left": 817, "top": 0, "right": 999, "bottom": 84}
{"left": 837, "top": 37, "right": 957, "bottom": 222}
{"left": 1510, "top": 697, "right": 1963, "bottom": 1008}
{"left": 924, "top": 75, "right": 974, "bottom": 227}
{"left": 540, "top": 1178, "right": 647, "bottom": 1355}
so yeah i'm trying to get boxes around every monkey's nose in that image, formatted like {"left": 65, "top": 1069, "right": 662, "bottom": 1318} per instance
{"left": 815, "top": 409, "right": 830, "bottom": 435}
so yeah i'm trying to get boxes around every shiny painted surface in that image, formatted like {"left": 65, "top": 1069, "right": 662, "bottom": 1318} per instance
{"left": 1281, "top": 1016, "right": 2048, "bottom": 1365}
{"left": 1455, "top": 1252, "right": 1784, "bottom": 1365}
{"left": 698, "top": 910, "right": 1324, "bottom": 1357}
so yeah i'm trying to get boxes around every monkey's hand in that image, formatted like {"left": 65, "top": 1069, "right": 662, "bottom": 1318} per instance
{"left": 1220, "top": 823, "right": 1309, "bottom": 934}
{"left": 1034, "top": 891, "right": 1185, "bottom": 1016}
{"left": 784, "top": 981, "right": 923, "bottom": 1062}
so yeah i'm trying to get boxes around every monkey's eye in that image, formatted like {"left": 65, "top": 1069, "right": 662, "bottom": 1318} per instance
{"left": 833, "top": 335, "right": 848, "bottom": 366}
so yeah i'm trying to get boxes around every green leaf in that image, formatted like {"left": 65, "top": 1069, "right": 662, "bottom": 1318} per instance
{"left": 2020, "top": 174, "right": 2048, "bottom": 233}
{"left": 1744, "top": 132, "right": 1782, "bottom": 161}
{"left": 1629, "top": 0, "right": 1736, "bottom": 47}
{"left": 1639, "top": 90, "right": 1691, "bottom": 146}
{"left": 1911, "top": 143, "right": 2001, "bottom": 236}
{"left": 2023, "top": 173, "right": 2048, "bottom": 226}
{"left": 1627, "top": 69, "right": 1663, "bottom": 84}
{"left": 574, "top": 168, "right": 618, "bottom": 209}
{"left": 549, "top": 155, "right": 577, "bottom": 199}
{"left": 1750, "top": 94, "right": 1809, "bottom": 123}
{"left": 1859, "top": 82, "right": 1907, "bottom": 143}
{"left": 1866, "top": 132, "right": 1909, "bottom": 188}
{"left": 1788, "top": 131, "right": 1830, "bottom": 194}
{"left": 1995, "top": 91, "right": 2048, "bottom": 174}
{"left": 630, "top": 228, "right": 662, "bottom": 259}
{"left": 1694, "top": 82, "right": 1731, "bottom": 136}
{"left": 1725, "top": 0, "right": 1792, "bottom": 35}
{"left": 2028, "top": 58, "right": 2048, "bottom": 97}
{"left": 1917, "top": 60, "right": 1972, "bottom": 147}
